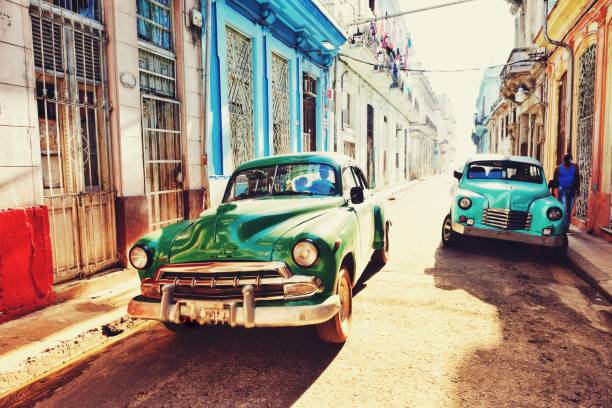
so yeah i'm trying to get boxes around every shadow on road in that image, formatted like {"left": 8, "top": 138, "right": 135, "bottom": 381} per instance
{"left": 353, "top": 261, "right": 384, "bottom": 296}
{"left": 38, "top": 320, "right": 344, "bottom": 408}
{"left": 424, "top": 236, "right": 612, "bottom": 407}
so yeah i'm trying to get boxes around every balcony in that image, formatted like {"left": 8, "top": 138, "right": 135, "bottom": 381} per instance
{"left": 500, "top": 47, "right": 545, "bottom": 101}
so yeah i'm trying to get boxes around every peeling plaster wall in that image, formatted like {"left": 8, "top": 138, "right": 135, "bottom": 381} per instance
{"left": 0, "top": 206, "right": 55, "bottom": 323}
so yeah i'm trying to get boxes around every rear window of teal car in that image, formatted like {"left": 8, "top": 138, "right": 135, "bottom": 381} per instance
{"left": 467, "top": 161, "right": 543, "bottom": 184}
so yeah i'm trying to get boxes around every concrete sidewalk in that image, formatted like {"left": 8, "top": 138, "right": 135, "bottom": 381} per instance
{"left": 0, "top": 269, "right": 142, "bottom": 397}
{"left": 566, "top": 228, "right": 612, "bottom": 302}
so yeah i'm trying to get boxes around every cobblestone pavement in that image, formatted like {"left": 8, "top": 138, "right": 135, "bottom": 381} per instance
{"left": 34, "top": 177, "right": 611, "bottom": 408}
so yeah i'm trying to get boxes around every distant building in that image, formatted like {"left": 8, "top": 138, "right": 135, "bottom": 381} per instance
{"left": 321, "top": 0, "right": 454, "bottom": 186}
{"left": 472, "top": 67, "right": 503, "bottom": 153}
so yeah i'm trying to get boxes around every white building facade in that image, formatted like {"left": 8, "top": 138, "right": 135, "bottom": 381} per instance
{"left": 322, "top": 0, "right": 455, "bottom": 188}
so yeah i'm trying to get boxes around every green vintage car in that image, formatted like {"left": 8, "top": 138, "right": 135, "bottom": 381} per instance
{"left": 127, "top": 153, "right": 389, "bottom": 343}
{"left": 441, "top": 154, "right": 567, "bottom": 256}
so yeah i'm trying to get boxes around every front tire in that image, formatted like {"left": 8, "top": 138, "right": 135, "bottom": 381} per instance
{"left": 547, "top": 233, "right": 568, "bottom": 261}
{"left": 317, "top": 267, "right": 352, "bottom": 344}
{"left": 163, "top": 321, "right": 200, "bottom": 333}
{"left": 441, "top": 214, "right": 460, "bottom": 247}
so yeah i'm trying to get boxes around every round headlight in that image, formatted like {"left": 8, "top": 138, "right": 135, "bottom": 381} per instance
{"left": 458, "top": 197, "right": 472, "bottom": 210}
{"left": 547, "top": 207, "right": 563, "bottom": 221}
{"left": 129, "top": 246, "right": 151, "bottom": 270}
{"left": 292, "top": 240, "right": 319, "bottom": 268}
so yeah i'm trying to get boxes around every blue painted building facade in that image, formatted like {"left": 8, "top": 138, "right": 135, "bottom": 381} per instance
{"left": 205, "top": 0, "right": 346, "bottom": 204}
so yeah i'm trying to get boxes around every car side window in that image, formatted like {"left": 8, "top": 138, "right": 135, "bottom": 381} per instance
{"left": 342, "top": 167, "right": 359, "bottom": 196}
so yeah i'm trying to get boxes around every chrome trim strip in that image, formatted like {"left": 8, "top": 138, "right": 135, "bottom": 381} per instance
{"left": 155, "top": 261, "right": 292, "bottom": 279}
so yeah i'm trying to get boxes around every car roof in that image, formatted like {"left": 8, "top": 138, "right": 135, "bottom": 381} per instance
{"left": 234, "top": 152, "right": 357, "bottom": 172}
{"left": 466, "top": 154, "right": 542, "bottom": 166}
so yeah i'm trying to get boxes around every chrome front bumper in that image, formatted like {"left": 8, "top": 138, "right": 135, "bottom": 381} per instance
{"left": 127, "top": 284, "right": 340, "bottom": 328}
{"left": 452, "top": 222, "right": 564, "bottom": 247}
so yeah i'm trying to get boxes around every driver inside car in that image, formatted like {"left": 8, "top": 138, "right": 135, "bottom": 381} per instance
{"left": 310, "top": 166, "right": 335, "bottom": 195}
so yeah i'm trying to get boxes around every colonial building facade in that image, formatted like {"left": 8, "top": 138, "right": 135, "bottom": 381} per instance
{"left": 475, "top": 0, "right": 611, "bottom": 239}
{"left": 535, "top": 0, "right": 612, "bottom": 238}
{"left": 205, "top": 0, "right": 345, "bottom": 206}
{"left": 0, "top": 0, "right": 454, "bottom": 322}
{"left": 0, "top": 0, "right": 207, "bottom": 321}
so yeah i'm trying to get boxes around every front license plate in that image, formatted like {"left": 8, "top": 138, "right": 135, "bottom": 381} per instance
{"left": 176, "top": 302, "right": 232, "bottom": 325}
{"left": 200, "top": 305, "right": 231, "bottom": 324}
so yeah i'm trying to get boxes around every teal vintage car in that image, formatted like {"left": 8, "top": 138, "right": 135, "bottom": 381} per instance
{"left": 442, "top": 154, "right": 567, "bottom": 256}
{"left": 127, "top": 153, "right": 389, "bottom": 343}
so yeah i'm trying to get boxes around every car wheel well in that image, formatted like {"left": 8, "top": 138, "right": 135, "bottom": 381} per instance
{"left": 340, "top": 253, "right": 356, "bottom": 286}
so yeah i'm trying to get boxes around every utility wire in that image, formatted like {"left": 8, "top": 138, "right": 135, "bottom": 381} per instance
{"left": 338, "top": 54, "right": 545, "bottom": 73}
{"left": 348, "top": 0, "right": 479, "bottom": 27}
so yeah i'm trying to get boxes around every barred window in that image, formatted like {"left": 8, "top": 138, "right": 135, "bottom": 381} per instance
{"left": 139, "top": 48, "right": 176, "bottom": 98}
{"left": 342, "top": 93, "right": 351, "bottom": 129}
{"left": 137, "top": 0, "right": 173, "bottom": 51}
{"left": 48, "top": 0, "right": 101, "bottom": 21}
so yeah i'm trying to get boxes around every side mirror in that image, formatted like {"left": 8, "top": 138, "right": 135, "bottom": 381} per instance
{"left": 350, "top": 186, "right": 364, "bottom": 204}
{"left": 453, "top": 170, "right": 463, "bottom": 181}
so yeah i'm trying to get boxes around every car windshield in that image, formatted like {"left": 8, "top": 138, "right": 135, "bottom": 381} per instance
{"left": 224, "top": 163, "right": 338, "bottom": 202}
{"left": 466, "top": 161, "right": 543, "bottom": 184}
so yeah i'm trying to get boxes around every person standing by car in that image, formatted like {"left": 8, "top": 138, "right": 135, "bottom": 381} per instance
{"left": 551, "top": 153, "right": 580, "bottom": 232}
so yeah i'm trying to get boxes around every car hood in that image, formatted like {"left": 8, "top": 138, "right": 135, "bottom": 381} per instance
{"left": 462, "top": 180, "right": 550, "bottom": 211}
{"left": 168, "top": 196, "right": 345, "bottom": 263}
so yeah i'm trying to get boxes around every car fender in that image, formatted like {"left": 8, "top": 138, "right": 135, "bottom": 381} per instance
{"left": 529, "top": 195, "right": 564, "bottom": 233}
{"left": 452, "top": 188, "right": 487, "bottom": 221}
{"left": 271, "top": 206, "right": 359, "bottom": 297}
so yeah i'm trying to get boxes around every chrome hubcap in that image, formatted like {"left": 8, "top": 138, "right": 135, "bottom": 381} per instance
{"left": 338, "top": 274, "right": 351, "bottom": 331}
{"left": 443, "top": 218, "right": 452, "bottom": 241}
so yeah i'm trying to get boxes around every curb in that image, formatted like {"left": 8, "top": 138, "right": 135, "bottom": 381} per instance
{"left": 0, "top": 320, "right": 157, "bottom": 408}
{"left": 565, "top": 247, "right": 612, "bottom": 303}
{"left": 54, "top": 268, "right": 139, "bottom": 303}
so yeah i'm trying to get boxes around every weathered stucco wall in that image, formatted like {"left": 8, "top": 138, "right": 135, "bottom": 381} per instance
{"left": 0, "top": 206, "right": 55, "bottom": 323}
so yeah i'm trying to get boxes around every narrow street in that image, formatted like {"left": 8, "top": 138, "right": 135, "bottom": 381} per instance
{"left": 32, "top": 178, "right": 611, "bottom": 408}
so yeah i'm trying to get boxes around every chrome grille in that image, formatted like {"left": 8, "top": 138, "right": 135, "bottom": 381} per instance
{"left": 152, "top": 262, "right": 290, "bottom": 301}
{"left": 482, "top": 208, "right": 532, "bottom": 230}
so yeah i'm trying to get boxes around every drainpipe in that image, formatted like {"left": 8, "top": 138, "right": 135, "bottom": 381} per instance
{"left": 543, "top": 0, "right": 573, "bottom": 154}
{"left": 335, "top": 65, "right": 349, "bottom": 153}
{"left": 201, "top": 0, "right": 211, "bottom": 209}
{"left": 333, "top": 56, "right": 338, "bottom": 152}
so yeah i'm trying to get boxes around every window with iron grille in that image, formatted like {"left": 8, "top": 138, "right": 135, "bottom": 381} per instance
{"left": 31, "top": 2, "right": 117, "bottom": 282}
{"left": 45, "top": 0, "right": 101, "bottom": 21}
{"left": 342, "top": 93, "right": 351, "bottom": 129}
{"left": 137, "top": 0, "right": 173, "bottom": 51}
{"left": 139, "top": 48, "right": 176, "bottom": 98}
{"left": 137, "top": 0, "right": 183, "bottom": 230}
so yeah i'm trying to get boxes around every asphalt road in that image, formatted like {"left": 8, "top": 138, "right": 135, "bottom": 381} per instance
{"left": 35, "top": 177, "right": 611, "bottom": 408}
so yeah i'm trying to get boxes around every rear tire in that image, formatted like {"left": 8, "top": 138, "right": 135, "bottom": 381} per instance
{"left": 372, "top": 222, "right": 390, "bottom": 266}
{"left": 441, "top": 214, "right": 460, "bottom": 247}
{"left": 317, "top": 267, "right": 352, "bottom": 344}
